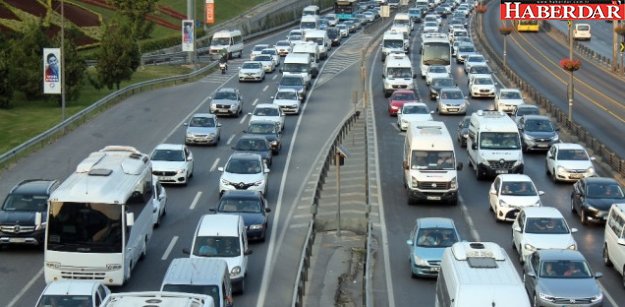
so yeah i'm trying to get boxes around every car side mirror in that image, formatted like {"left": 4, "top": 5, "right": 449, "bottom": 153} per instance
{"left": 594, "top": 272, "right": 603, "bottom": 279}
{"left": 570, "top": 227, "right": 578, "bottom": 233}
{"left": 590, "top": 156, "right": 596, "bottom": 161}
{"left": 187, "top": 156, "right": 193, "bottom": 162}
{"left": 471, "top": 143, "right": 477, "bottom": 150}
{"left": 489, "top": 187, "right": 496, "bottom": 195}
{"left": 183, "top": 123, "right": 188, "bottom": 126}
{"left": 526, "top": 271, "right": 536, "bottom": 278}
{"left": 513, "top": 225, "right": 521, "bottom": 232}
{"left": 413, "top": 74, "right": 417, "bottom": 79}
{"left": 398, "top": 109, "right": 402, "bottom": 114}
{"left": 456, "top": 162, "right": 463, "bottom": 171}
{"left": 538, "top": 191, "right": 545, "bottom": 196}
{"left": 555, "top": 127, "right": 560, "bottom": 131}
{"left": 265, "top": 207, "right": 272, "bottom": 213}
{"left": 217, "top": 123, "right": 222, "bottom": 127}
{"left": 126, "top": 212, "right": 135, "bottom": 227}
{"left": 244, "top": 249, "right": 253, "bottom": 255}
{"left": 217, "top": 167, "right": 224, "bottom": 172}
{"left": 208, "top": 208, "right": 217, "bottom": 213}
{"left": 617, "top": 238, "right": 625, "bottom": 246}
{"left": 406, "top": 239, "right": 414, "bottom": 246}
{"left": 182, "top": 248, "right": 190, "bottom": 255}
{"left": 403, "top": 160, "right": 409, "bottom": 170}
{"left": 231, "top": 146, "right": 236, "bottom": 150}
{"left": 265, "top": 168, "right": 270, "bottom": 173}
{"left": 248, "top": 112, "right": 253, "bottom": 115}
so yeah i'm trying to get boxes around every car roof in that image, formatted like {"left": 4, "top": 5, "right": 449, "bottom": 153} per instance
{"left": 154, "top": 143, "right": 185, "bottom": 151}
{"left": 516, "top": 104, "right": 538, "bottom": 109}
{"left": 255, "top": 103, "right": 279, "bottom": 109}
{"left": 248, "top": 119, "right": 278, "bottom": 126}
{"left": 42, "top": 280, "right": 103, "bottom": 296}
{"left": 228, "top": 152, "right": 263, "bottom": 161}
{"left": 243, "top": 61, "right": 262, "bottom": 65}
{"left": 521, "top": 207, "right": 564, "bottom": 218}
{"left": 402, "top": 102, "right": 428, "bottom": 107}
{"left": 221, "top": 190, "right": 263, "bottom": 200}
{"left": 496, "top": 174, "right": 533, "bottom": 182}
{"left": 416, "top": 217, "right": 456, "bottom": 228}
{"left": 276, "top": 88, "right": 298, "bottom": 93}
{"left": 536, "top": 249, "right": 586, "bottom": 261}
{"left": 582, "top": 177, "right": 620, "bottom": 184}
{"left": 499, "top": 88, "right": 521, "bottom": 93}
{"left": 237, "top": 134, "right": 268, "bottom": 141}
{"left": 552, "top": 143, "right": 585, "bottom": 150}
{"left": 191, "top": 113, "right": 216, "bottom": 119}
{"left": 216, "top": 87, "right": 237, "bottom": 93}
{"left": 521, "top": 115, "right": 551, "bottom": 121}
{"left": 440, "top": 87, "right": 462, "bottom": 93}
{"left": 392, "top": 89, "right": 415, "bottom": 94}
{"left": 12, "top": 179, "right": 58, "bottom": 194}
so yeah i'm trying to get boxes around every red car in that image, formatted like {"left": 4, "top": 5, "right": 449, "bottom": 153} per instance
{"left": 388, "top": 89, "right": 418, "bottom": 116}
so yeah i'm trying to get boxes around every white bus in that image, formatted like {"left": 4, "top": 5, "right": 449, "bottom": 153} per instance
{"left": 44, "top": 146, "right": 154, "bottom": 286}
{"left": 420, "top": 33, "right": 451, "bottom": 77}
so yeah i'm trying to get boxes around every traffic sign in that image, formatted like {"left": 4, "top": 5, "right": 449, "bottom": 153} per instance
{"left": 620, "top": 42, "right": 625, "bottom": 53}
{"left": 567, "top": 20, "right": 572, "bottom": 28}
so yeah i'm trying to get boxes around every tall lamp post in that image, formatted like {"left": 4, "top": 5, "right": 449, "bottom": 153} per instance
{"left": 560, "top": 20, "right": 581, "bottom": 124}
{"left": 60, "top": 0, "right": 66, "bottom": 121}
{"left": 499, "top": 23, "right": 514, "bottom": 69}
{"left": 615, "top": 22, "right": 625, "bottom": 73}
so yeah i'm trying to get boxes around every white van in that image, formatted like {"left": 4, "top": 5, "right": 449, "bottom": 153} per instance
{"left": 292, "top": 42, "right": 320, "bottom": 77}
{"left": 573, "top": 23, "right": 591, "bottom": 40}
{"left": 393, "top": 12, "right": 413, "bottom": 33}
{"left": 161, "top": 258, "right": 233, "bottom": 307}
{"left": 467, "top": 110, "right": 524, "bottom": 180}
{"left": 300, "top": 15, "right": 320, "bottom": 30}
{"left": 381, "top": 30, "right": 407, "bottom": 62}
{"left": 603, "top": 203, "right": 625, "bottom": 282}
{"left": 209, "top": 30, "right": 243, "bottom": 60}
{"left": 403, "top": 121, "right": 462, "bottom": 205}
{"left": 382, "top": 53, "right": 415, "bottom": 97}
{"left": 282, "top": 53, "right": 313, "bottom": 86}
{"left": 436, "top": 242, "right": 531, "bottom": 307}
{"left": 302, "top": 5, "right": 320, "bottom": 16}
{"left": 185, "top": 214, "right": 252, "bottom": 294}
{"left": 304, "top": 29, "right": 330, "bottom": 60}
{"left": 101, "top": 291, "right": 215, "bottom": 307}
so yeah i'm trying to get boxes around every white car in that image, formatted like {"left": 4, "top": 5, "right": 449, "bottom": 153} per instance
{"left": 35, "top": 280, "right": 111, "bottom": 307}
{"left": 218, "top": 153, "right": 269, "bottom": 196}
{"left": 326, "top": 13, "right": 339, "bottom": 26}
{"left": 422, "top": 22, "right": 439, "bottom": 34}
{"left": 249, "top": 104, "right": 285, "bottom": 131}
{"left": 466, "top": 64, "right": 492, "bottom": 83}
{"left": 272, "top": 88, "right": 301, "bottom": 115}
{"left": 397, "top": 102, "right": 433, "bottom": 131}
{"left": 336, "top": 24, "right": 349, "bottom": 38}
{"left": 512, "top": 207, "right": 578, "bottom": 263}
{"left": 469, "top": 75, "right": 496, "bottom": 98}
{"left": 252, "top": 55, "right": 276, "bottom": 73}
{"left": 250, "top": 44, "right": 270, "bottom": 60}
{"left": 495, "top": 88, "right": 525, "bottom": 114}
{"left": 238, "top": 61, "right": 265, "bottom": 82}
{"left": 261, "top": 48, "right": 280, "bottom": 66}
{"left": 464, "top": 54, "right": 487, "bottom": 73}
{"left": 425, "top": 65, "right": 450, "bottom": 85}
{"left": 152, "top": 177, "right": 167, "bottom": 227}
{"left": 275, "top": 40, "right": 292, "bottom": 56}
{"left": 546, "top": 143, "right": 596, "bottom": 182}
{"left": 489, "top": 174, "right": 544, "bottom": 222}
{"left": 151, "top": 144, "right": 194, "bottom": 185}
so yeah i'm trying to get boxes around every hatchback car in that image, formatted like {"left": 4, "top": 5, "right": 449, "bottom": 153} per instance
{"left": 466, "top": 64, "right": 492, "bottom": 82}
{"left": 327, "top": 28, "right": 342, "bottom": 47}
{"left": 252, "top": 55, "right": 276, "bottom": 73}
{"left": 278, "top": 75, "right": 307, "bottom": 101}
{"left": 456, "top": 43, "right": 477, "bottom": 63}
{"left": 184, "top": 113, "right": 221, "bottom": 146}
{"left": 423, "top": 22, "right": 439, "bottom": 33}
{"left": 463, "top": 54, "right": 487, "bottom": 73}
{"left": 232, "top": 135, "right": 273, "bottom": 167}
{"left": 151, "top": 144, "right": 194, "bottom": 185}
{"left": 406, "top": 217, "right": 461, "bottom": 278}
{"left": 495, "top": 89, "right": 525, "bottom": 114}
{"left": 218, "top": 153, "right": 269, "bottom": 196}
{"left": 238, "top": 61, "right": 265, "bottom": 82}
{"left": 437, "top": 87, "right": 468, "bottom": 115}
{"left": 546, "top": 143, "right": 596, "bottom": 182}
{"left": 397, "top": 102, "right": 433, "bottom": 131}
{"left": 523, "top": 250, "right": 604, "bottom": 307}
{"left": 272, "top": 88, "right": 301, "bottom": 115}
{"left": 513, "top": 103, "right": 540, "bottom": 124}
{"left": 518, "top": 115, "right": 560, "bottom": 152}
{"left": 249, "top": 104, "right": 285, "bottom": 132}
{"left": 260, "top": 48, "right": 280, "bottom": 66}
{"left": 469, "top": 75, "right": 496, "bottom": 98}
{"left": 35, "top": 280, "right": 111, "bottom": 307}
{"left": 429, "top": 77, "right": 455, "bottom": 100}
{"left": 210, "top": 87, "right": 243, "bottom": 117}
{"left": 336, "top": 24, "right": 349, "bottom": 38}
{"left": 214, "top": 190, "right": 271, "bottom": 241}
{"left": 571, "top": 177, "right": 625, "bottom": 224}
{"left": 250, "top": 44, "right": 269, "bottom": 60}
{"left": 455, "top": 115, "right": 470, "bottom": 147}
{"left": 388, "top": 89, "right": 418, "bottom": 116}
{"left": 489, "top": 174, "right": 544, "bottom": 222}
{"left": 275, "top": 40, "right": 292, "bottom": 56}
{"left": 425, "top": 65, "right": 450, "bottom": 85}
{"left": 512, "top": 207, "right": 578, "bottom": 264}
{"left": 244, "top": 120, "right": 282, "bottom": 154}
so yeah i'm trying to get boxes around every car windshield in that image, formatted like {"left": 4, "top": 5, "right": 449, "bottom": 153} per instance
{"left": 500, "top": 181, "right": 537, "bottom": 196}
{"left": 440, "top": 90, "right": 463, "bottom": 99}
{"left": 193, "top": 236, "right": 241, "bottom": 258}
{"left": 540, "top": 260, "right": 592, "bottom": 279}
{"left": 235, "top": 138, "right": 268, "bottom": 151}
{"left": 557, "top": 149, "right": 589, "bottom": 160}
{"left": 2, "top": 194, "right": 48, "bottom": 212}
{"left": 459, "top": 46, "right": 475, "bottom": 52}
{"left": 211, "top": 37, "right": 230, "bottom": 45}
{"left": 500, "top": 91, "right": 521, "bottom": 99}
{"left": 479, "top": 132, "right": 521, "bottom": 150}
{"left": 425, "top": 22, "right": 438, "bottom": 27}
{"left": 525, "top": 218, "right": 569, "bottom": 234}
{"left": 276, "top": 91, "right": 298, "bottom": 100}
{"left": 432, "top": 78, "right": 454, "bottom": 88}
{"left": 429, "top": 66, "right": 447, "bottom": 73}
{"left": 261, "top": 49, "right": 276, "bottom": 55}
{"left": 254, "top": 107, "right": 280, "bottom": 116}
{"left": 392, "top": 92, "right": 416, "bottom": 101}
{"left": 214, "top": 91, "right": 237, "bottom": 100}
{"left": 467, "top": 56, "right": 484, "bottom": 62}
{"left": 387, "top": 67, "right": 413, "bottom": 79}
{"left": 474, "top": 78, "right": 493, "bottom": 85}
{"left": 254, "top": 55, "right": 272, "bottom": 62}
{"left": 289, "top": 34, "right": 303, "bottom": 41}
{"left": 151, "top": 149, "right": 184, "bottom": 162}
{"left": 242, "top": 62, "right": 261, "bottom": 69}
{"left": 460, "top": 118, "right": 470, "bottom": 128}
{"left": 411, "top": 150, "right": 455, "bottom": 170}
{"left": 524, "top": 119, "right": 555, "bottom": 132}
{"left": 36, "top": 295, "right": 91, "bottom": 307}
{"left": 247, "top": 123, "right": 276, "bottom": 134}
{"left": 516, "top": 107, "right": 539, "bottom": 117}
{"left": 189, "top": 117, "right": 215, "bottom": 128}
{"left": 219, "top": 198, "right": 262, "bottom": 213}
{"left": 281, "top": 77, "right": 304, "bottom": 86}
{"left": 586, "top": 183, "right": 625, "bottom": 199}
{"left": 253, "top": 45, "right": 267, "bottom": 51}
{"left": 225, "top": 158, "right": 262, "bottom": 174}
{"left": 277, "top": 41, "right": 290, "bottom": 47}
{"left": 403, "top": 105, "right": 429, "bottom": 114}
{"left": 471, "top": 66, "right": 491, "bottom": 74}
{"left": 384, "top": 40, "right": 404, "bottom": 48}
{"left": 416, "top": 227, "right": 458, "bottom": 248}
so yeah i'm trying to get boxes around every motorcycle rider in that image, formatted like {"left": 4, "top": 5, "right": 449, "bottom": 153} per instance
{"left": 218, "top": 48, "right": 228, "bottom": 71}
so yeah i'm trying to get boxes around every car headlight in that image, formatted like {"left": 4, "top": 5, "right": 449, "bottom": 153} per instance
{"left": 177, "top": 169, "right": 186, "bottom": 174}
{"left": 249, "top": 224, "right": 264, "bottom": 230}
{"left": 230, "top": 104, "right": 238, "bottom": 109}
{"left": 450, "top": 177, "right": 457, "bottom": 189}
{"left": 538, "top": 292, "right": 556, "bottom": 302}
{"left": 513, "top": 159, "right": 524, "bottom": 167}
{"left": 523, "top": 134, "right": 535, "bottom": 141}
{"left": 567, "top": 243, "right": 577, "bottom": 250}
{"left": 413, "top": 255, "right": 429, "bottom": 266}
{"left": 590, "top": 292, "right": 603, "bottom": 303}
{"left": 186, "top": 132, "right": 194, "bottom": 137}
{"left": 208, "top": 133, "right": 216, "bottom": 137}
{"left": 291, "top": 104, "right": 298, "bottom": 108}
{"left": 411, "top": 176, "right": 418, "bottom": 187}
{"left": 253, "top": 179, "right": 265, "bottom": 186}
{"left": 524, "top": 243, "right": 536, "bottom": 252}
{"left": 552, "top": 134, "right": 559, "bottom": 141}
{"left": 587, "top": 167, "right": 595, "bottom": 174}
{"left": 533, "top": 200, "right": 541, "bottom": 207}
{"left": 498, "top": 199, "right": 509, "bottom": 208}
{"left": 221, "top": 178, "right": 232, "bottom": 185}
{"left": 557, "top": 166, "right": 566, "bottom": 173}
{"left": 231, "top": 266, "right": 241, "bottom": 276}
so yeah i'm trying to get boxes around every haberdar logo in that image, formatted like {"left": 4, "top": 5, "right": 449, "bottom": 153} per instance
{"left": 500, "top": 0, "right": 625, "bottom": 20}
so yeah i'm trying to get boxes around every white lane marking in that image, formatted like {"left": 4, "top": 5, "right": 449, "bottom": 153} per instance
{"left": 390, "top": 122, "right": 400, "bottom": 132}
{"left": 272, "top": 74, "right": 278, "bottom": 80}
{"left": 598, "top": 282, "right": 618, "bottom": 307}
{"left": 459, "top": 195, "right": 481, "bottom": 241}
{"left": 189, "top": 191, "right": 203, "bottom": 210}
{"left": 210, "top": 158, "right": 220, "bottom": 172}
{"left": 226, "top": 134, "right": 236, "bottom": 145}
{"left": 262, "top": 85, "right": 269, "bottom": 92}
{"left": 239, "top": 113, "right": 249, "bottom": 124}
{"left": 289, "top": 223, "right": 310, "bottom": 229}
{"left": 253, "top": 98, "right": 259, "bottom": 106}
{"left": 161, "top": 236, "right": 179, "bottom": 260}
{"left": 6, "top": 268, "right": 43, "bottom": 307}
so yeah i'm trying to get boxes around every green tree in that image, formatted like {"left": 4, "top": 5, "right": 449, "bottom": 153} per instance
{"left": 107, "top": 0, "right": 157, "bottom": 39}
{"left": 95, "top": 17, "right": 141, "bottom": 90}
{"left": 53, "top": 27, "right": 86, "bottom": 102}
{"left": 9, "top": 21, "right": 51, "bottom": 100}
{"left": 0, "top": 34, "right": 14, "bottom": 108}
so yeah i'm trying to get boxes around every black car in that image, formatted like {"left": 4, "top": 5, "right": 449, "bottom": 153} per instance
{"left": 327, "top": 28, "right": 341, "bottom": 47}
{"left": 456, "top": 116, "right": 471, "bottom": 148}
{"left": 232, "top": 135, "right": 273, "bottom": 167}
{"left": 0, "top": 179, "right": 59, "bottom": 248}
{"left": 571, "top": 177, "right": 625, "bottom": 225}
{"left": 429, "top": 77, "right": 456, "bottom": 100}
{"left": 215, "top": 190, "right": 271, "bottom": 241}
{"left": 244, "top": 120, "right": 282, "bottom": 154}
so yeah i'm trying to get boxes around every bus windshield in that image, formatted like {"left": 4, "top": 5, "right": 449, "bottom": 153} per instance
{"left": 422, "top": 43, "right": 450, "bottom": 66}
{"left": 47, "top": 202, "right": 123, "bottom": 253}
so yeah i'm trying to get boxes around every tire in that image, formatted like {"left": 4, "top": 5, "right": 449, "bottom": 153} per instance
{"left": 580, "top": 209, "right": 588, "bottom": 225}
{"left": 475, "top": 164, "right": 484, "bottom": 180}
{"left": 518, "top": 246, "right": 525, "bottom": 264}
{"left": 236, "top": 279, "right": 245, "bottom": 294}
{"left": 532, "top": 294, "right": 538, "bottom": 307}
{"left": 603, "top": 244, "right": 613, "bottom": 267}
{"left": 140, "top": 238, "right": 147, "bottom": 261}
{"left": 570, "top": 197, "right": 576, "bottom": 213}
{"left": 551, "top": 169, "right": 558, "bottom": 183}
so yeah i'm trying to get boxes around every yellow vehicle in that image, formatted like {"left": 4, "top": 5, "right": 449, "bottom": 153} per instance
{"left": 516, "top": 20, "right": 540, "bottom": 32}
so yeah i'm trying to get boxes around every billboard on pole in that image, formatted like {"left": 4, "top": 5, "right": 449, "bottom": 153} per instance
{"left": 43, "top": 48, "right": 61, "bottom": 94}
{"left": 206, "top": 0, "right": 215, "bottom": 24}
{"left": 182, "top": 19, "right": 194, "bottom": 52}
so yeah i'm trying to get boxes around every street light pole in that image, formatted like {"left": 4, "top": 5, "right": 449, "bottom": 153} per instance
{"left": 61, "top": 0, "right": 66, "bottom": 121}
{"left": 335, "top": 151, "right": 341, "bottom": 237}
{"left": 568, "top": 21, "right": 574, "bottom": 123}
{"left": 613, "top": 20, "right": 618, "bottom": 71}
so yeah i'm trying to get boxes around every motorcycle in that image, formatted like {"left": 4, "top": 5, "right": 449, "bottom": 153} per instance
{"left": 219, "top": 62, "right": 228, "bottom": 74}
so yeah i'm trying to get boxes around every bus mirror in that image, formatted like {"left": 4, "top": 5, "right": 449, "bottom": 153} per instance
{"left": 456, "top": 162, "right": 463, "bottom": 171}
{"left": 126, "top": 212, "right": 135, "bottom": 227}
{"left": 471, "top": 143, "right": 478, "bottom": 150}
{"left": 35, "top": 212, "right": 42, "bottom": 227}
{"left": 182, "top": 248, "right": 191, "bottom": 255}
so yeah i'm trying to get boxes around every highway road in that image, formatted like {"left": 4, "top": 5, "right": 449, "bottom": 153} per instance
{"left": 549, "top": 20, "right": 619, "bottom": 61}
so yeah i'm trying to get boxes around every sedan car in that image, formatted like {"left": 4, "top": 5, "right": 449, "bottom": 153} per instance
{"left": 406, "top": 217, "right": 461, "bottom": 278}
{"left": 518, "top": 115, "right": 560, "bottom": 152}
{"left": 455, "top": 115, "right": 470, "bottom": 147}
{"left": 463, "top": 54, "right": 488, "bottom": 73}
{"left": 429, "top": 77, "right": 456, "bottom": 100}
{"left": 272, "top": 88, "right": 301, "bottom": 115}
{"left": 489, "top": 174, "right": 544, "bottom": 222}
{"left": 466, "top": 65, "right": 492, "bottom": 84}
{"left": 238, "top": 61, "right": 265, "bottom": 82}
{"left": 214, "top": 190, "right": 271, "bottom": 241}
{"left": 218, "top": 153, "right": 269, "bottom": 196}
{"left": 151, "top": 178, "right": 167, "bottom": 227}
{"left": 422, "top": 21, "right": 439, "bottom": 34}
{"left": 210, "top": 87, "right": 243, "bottom": 117}
{"left": 495, "top": 88, "right": 525, "bottom": 114}
{"left": 336, "top": 23, "right": 349, "bottom": 38}
{"left": 437, "top": 87, "right": 468, "bottom": 115}
{"left": 35, "top": 280, "right": 111, "bottom": 307}
{"left": 571, "top": 177, "right": 625, "bottom": 224}
{"left": 261, "top": 48, "right": 280, "bottom": 66}
{"left": 252, "top": 55, "right": 276, "bottom": 73}
{"left": 274, "top": 40, "right": 292, "bottom": 56}
{"left": 244, "top": 120, "right": 282, "bottom": 154}
{"left": 512, "top": 207, "right": 578, "bottom": 264}
{"left": 388, "top": 89, "right": 419, "bottom": 116}
{"left": 232, "top": 134, "right": 273, "bottom": 167}
{"left": 151, "top": 144, "right": 194, "bottom": 185}
{"left": 469, "top": 75, "right": 496, "bottom": 98}
{"left": 249, "top": 104, "right": 285, "bottom": 132}
{"left": 546, "top": 143, "right": 596, "bottom": 182}
{"left": 184, "top": 113, "right": 221, "bottom": 145}
{"left": 456, "top": 43, "right": 477, "bottom": 63}
{"left": 523, "top": 250, "right": 604, "bottom": 307}
{"left": 425, "top": 65, "right": 450, "bottom": 85}
{"left": 397, "top": 102, "right": 433, "bottom": 130}
{"left": 250, "top": 44, "right": 269, "bottom": 60}
{"left": 278, "top": 75, "right": 307, "bottom": 101}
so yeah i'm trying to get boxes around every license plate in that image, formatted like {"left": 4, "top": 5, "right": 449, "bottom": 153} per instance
{"left": 448, "top": 108, "right": 458, "bottom": 112}
{"left": 537, "top": 144, "right": 549, "bottom": 148}
{"left": 496, "top": 170, "right": 508, "bottom": 174}
{"left": 10, "top": 238, "right": 26, "bottom": 243}
{"left": 218, "top": 109, "right": 229, "bottom": 113}
{"left": 569, "top": 174, "right": 583, "bottom": 179}
{"left": 427, "top": 196, "right": 442, "bottom": 200}
{"left": 432, "top": 267, "right": 440, "bottom": 272}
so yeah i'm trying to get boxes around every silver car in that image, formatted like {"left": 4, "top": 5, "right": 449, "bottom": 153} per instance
{"left": 210, "top": 87, "right": 243, "bottom": 117}
{"left": 238, "top": 61, "right": 265, "bottom": 82}
{"left": 524, "top": 249, "right": 603, "bottom": 307}
{"left": 184, "top": 113, "right": 221, "bottom": 145}
{"left": 437, "top": 87, "right": 468, "bottom": 115}
{"left": 406, "top": 217, "right": 461, "bottom": 278}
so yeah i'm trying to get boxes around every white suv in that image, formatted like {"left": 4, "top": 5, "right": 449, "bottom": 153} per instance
{"left": 218, "top": 153, "right": 269, "bottom": 196}
{"left": 489, "top": 174, "right": 543, "bottom": 222}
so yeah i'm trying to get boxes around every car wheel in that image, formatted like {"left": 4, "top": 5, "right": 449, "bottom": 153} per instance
{"left": 551, "top": 169, "right": 558, "bottom": 183}
{"left": 580, "top": 209, "right": 588, "bottom": 225}
{"left": 622, "top": 266, "right": 625, "bottom": 289}
{"left": 518, "top": 246, "right": 525, "bottom": 264}
{"left": 532, "top": 293, "right": 538, "bottom": 307}
{"left": 475, "top": 164, "right": 484, "bottom": 180}
{"left": 570, "top": 197, "right": 576, "bottom": 213}
{"left": 237, "top": 279, "right": 245, "bottom": 294}
{"left": 603, "top": 244, "right": 613, "bottom": 267}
